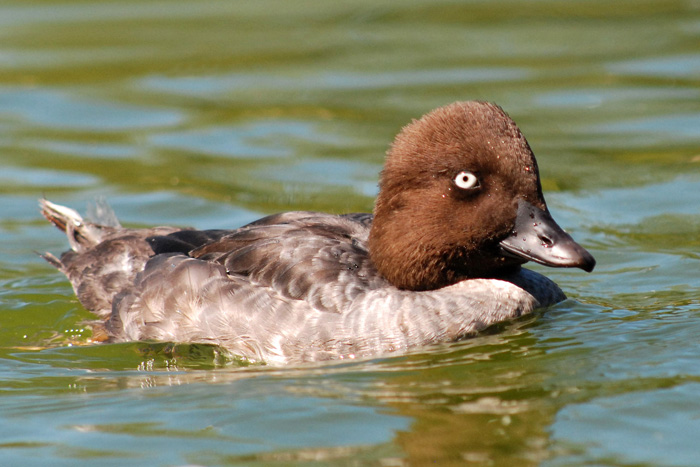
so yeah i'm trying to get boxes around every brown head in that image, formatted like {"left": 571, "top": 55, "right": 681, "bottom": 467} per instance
{"left": 368, "top": 101, "right": 595, "bottom": 291}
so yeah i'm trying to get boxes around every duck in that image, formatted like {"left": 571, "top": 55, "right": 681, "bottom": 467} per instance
{"left": 41, "top": 101, "right": 595, "bottom": 365}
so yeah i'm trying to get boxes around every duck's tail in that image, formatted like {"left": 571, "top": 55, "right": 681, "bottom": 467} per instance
{"left": 39, "top": 198, "right": 127, "bottom": 333}
{"left": 41, "top": 198, "right": 119, "bottom": 246}
{"left": 40, "top": 198, "right": 145, "bottom": 319}
{"left": 39, "top": 198, "right": 119, "bottom": 269}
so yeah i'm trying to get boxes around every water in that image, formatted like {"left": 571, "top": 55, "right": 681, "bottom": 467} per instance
{"left": 2, "top": 0, "right": 700, "bottom": 465}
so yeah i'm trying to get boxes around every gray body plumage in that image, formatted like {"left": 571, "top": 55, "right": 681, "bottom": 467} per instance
{"left": 41, "top": 201, "right": 564, "bottom": 365}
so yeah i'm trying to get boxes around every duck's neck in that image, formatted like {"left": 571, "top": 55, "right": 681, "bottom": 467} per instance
{"left": 367, "top": 203, "right": 460, "bottom": 291}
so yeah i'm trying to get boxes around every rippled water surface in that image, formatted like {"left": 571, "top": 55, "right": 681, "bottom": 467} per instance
{"left": 2, "top": 1, "right": 700, "bottom": 465}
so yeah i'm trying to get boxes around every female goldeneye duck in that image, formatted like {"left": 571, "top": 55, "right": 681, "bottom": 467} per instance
{"left": 40, "top": 101, "right": 595, "bottom": 365}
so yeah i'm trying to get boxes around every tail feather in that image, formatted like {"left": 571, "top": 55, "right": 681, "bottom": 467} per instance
{"left": 39, "top": 199, "right": 110, "bottom": 253}
{"left": 40, "top": 199, "right": 83, "bottom": 232}
{"left": 39, "top": 251, "right": 63, "bottom": 269}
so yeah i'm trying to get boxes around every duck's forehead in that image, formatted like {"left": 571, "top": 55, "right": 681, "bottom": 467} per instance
{"left": 483, "top": 134, "right": 541, "bottom": 199}
{"left": 485, "top": 120, "right": 538, "bottom": 175}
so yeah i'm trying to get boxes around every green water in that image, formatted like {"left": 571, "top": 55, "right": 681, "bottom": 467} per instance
{"left": 2, "top": 0, "right": 700, "bottom": 465}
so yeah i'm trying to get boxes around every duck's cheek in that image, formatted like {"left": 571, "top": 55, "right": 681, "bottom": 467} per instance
{"left": 465, "top": 199, "right": 518, "bottom": 239}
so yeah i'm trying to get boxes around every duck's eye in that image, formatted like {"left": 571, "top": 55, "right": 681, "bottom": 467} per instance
{"left": 454, "top": 171, "right": 480, "bottom": 190}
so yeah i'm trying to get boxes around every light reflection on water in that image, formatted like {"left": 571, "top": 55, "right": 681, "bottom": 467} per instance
{"left": 2, "top": 0, "right": 700, "bottom": 465}
{"left": 0, "top": 88, "right": 183, "bottom": 130}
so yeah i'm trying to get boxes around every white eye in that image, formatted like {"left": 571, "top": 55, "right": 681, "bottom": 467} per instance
{"left": 454, "top": 171, "right": 479, "bottom": 190}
